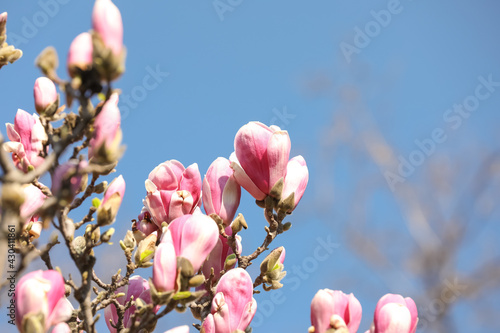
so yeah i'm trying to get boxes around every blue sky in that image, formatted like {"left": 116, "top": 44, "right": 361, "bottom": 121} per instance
{"left": 1, "top": 0, "right": 500, "bottom": 332}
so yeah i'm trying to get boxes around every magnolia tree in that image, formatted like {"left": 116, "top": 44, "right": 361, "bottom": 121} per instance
{"left": 0, "top": 1, "right": 419, "bottom": 333}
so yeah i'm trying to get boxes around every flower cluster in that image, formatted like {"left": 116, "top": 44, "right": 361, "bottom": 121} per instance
{"left": 309, "top": 290, "right": 418, "bottom": 333}
{"left": 3, "top": 1, "right": 422, "bottom": 332}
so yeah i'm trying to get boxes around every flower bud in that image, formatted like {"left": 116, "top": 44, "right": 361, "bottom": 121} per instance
{"left": 92, "top": 0, "right": 123, "bottom": 56}
{"left": 203, "top": 157, "right": 241, "bottom": 226}
{"left": 369, "top": 294, "right": 418, "bottom": 333}
{"left": 231, "top": 122, "right": 290, "bottom": 200}
{"left": 310, "top": 289, "right": 362, "bottom": 333}
{"left": 97, "top": 175, "right": 125, "bottom": 226}
{"left": 33, "top": 77, "right": 58, "bottom": 115}
{"left": 89, "top": 93, "right": 122, "bottom": 164}
{"left": 67, "top": 32, "right": 93, "bottom": 78}
{"left": 201, "top": 268, "right": 257, "bottom": 333}
{"left": 20, "top": 184, "right": 46, "bottom": 239}
{"left": 153, "top": 214, "right": 219, "bottom": 293}
{"left": 15, "top": 270, "right": 72, "bottom": 333}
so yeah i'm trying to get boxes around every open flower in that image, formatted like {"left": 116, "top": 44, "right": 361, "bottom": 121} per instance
{"left": 143, "top": 160, "right": 202, "bottom": 227}
{"left": 4, "top": 109, "right": 47, "bottom": 172}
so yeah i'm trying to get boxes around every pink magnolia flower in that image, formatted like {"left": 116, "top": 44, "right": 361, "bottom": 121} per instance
{"left": 97, "top": 175, "right": 125, "bottom": 226}
{"left": 310, "top": 289, "right": 362, "bottom": 333}
{"left": 153, "top": 214, "right": 219, "bottom": 292}
{"left": 105, "top": 275, "right": 156, "bottom": 332}
{"left": 368, "top": 294, "right": 418, "bottom": 333}
{"left": 201, "top": 224, "right": 242, "bottom": 283}
{"left": 164, "top": 326, "right": 190, "bottom": 333}
{"left": 103, "top": 175, "right": 126, "bottom": 206}
{"left": 4, "top": 109, "right": 47, "bottom": 172}
{"left": 20, "top": 184, "right": 46, "bottom": 238}
{"left": 132, "top": 208, "right": 159, "bottom": 243}
{"left": 203, "top": 157, "right": 241, "bottom": 226}
{"left": 51, "top": 159, "right": 88, "bottom": 199}
{"left": 201, "top": 268, "right": 257, "bottom": 333}
{"left": 92, "top": 0, "right": 123, "bottom": 56}
{"left": 88, "top": 93, "right": 122, "bottom": 161}
{"left": 67, "top": 32, "right": 93, "bottom": 77}
{"left": 15, "top": 270, "right": 72, "bottom": 333}
{"left": 143, "top": 160, "right": 202, "bottom": 227}
{"left": 33, "top": 77, "right": 57, "bottom": 114}
{"left": 230, "top": 122, "right": 308, "bottom": 211}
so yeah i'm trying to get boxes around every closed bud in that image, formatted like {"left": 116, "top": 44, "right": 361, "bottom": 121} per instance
{"left": 231, "top": 213, "right": 247, "bottom": 235}
{"left": 97, "top": 175, "right": 125, "bottom": 226}
{"left": 35, "top": 47, "right": 58, "bottom": 79}
{"left": 89, "top": 94, "right": 123, "bottom": 164}
{"left": 93, "top": 181, "right": 107, "bottom": 194}
{"left": 203, "top": 157, "right": 241, "bottom": 225}
{"left": 283, "top": 222, "right": 292, "bottom": 231}
{"left": 34, "top": 77, "right": 58, "bottom": 115}
{"left": 224, "top": 254, "right": 237, "bottom": 271}
{"left": 122, "top": 230, "right": 136, "bottom": 250}
{"left": 311, "top": 289, "right": 362, "bottom": 333}
{"left": 100, "top": 228, "right": 115, "bottom": 243}
{"left": 188, "top": 275, "right": 205, "bottom": 288}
